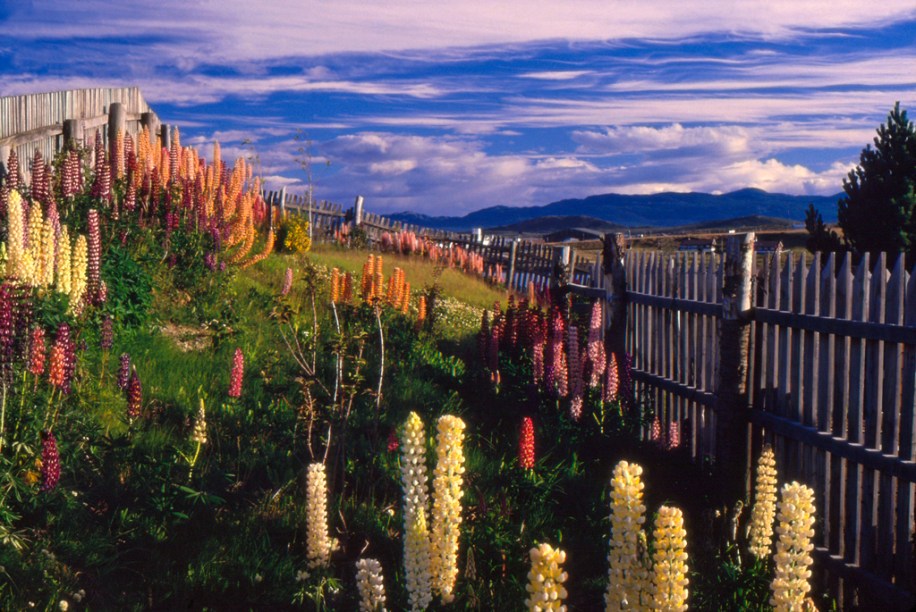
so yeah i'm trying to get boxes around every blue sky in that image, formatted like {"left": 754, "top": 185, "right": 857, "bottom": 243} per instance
{"left": 2, "top": 1, "right": 914, "bottom": 215}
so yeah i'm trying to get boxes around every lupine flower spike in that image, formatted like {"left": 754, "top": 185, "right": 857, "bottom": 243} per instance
{"left": 651, "top": 505, "right": 689, "bottom": 611}
{"left": 355, "top": 558, "right": 387, "bottom": 612}
{"left": 605, "top": 460, "right": 648, "bottom": 610}
{"left": 228, "top": 347, "right": 244, "bottom": 398}
{"left": 748, "top": 445, "right": 778, "bottom": 559}
{"left": 281, "top": 267, "right": 293, "bottom": 296}
{"left": 400, "top": 412, "right": 432, "bottom": 611}
{"left": 28, "top": 326, "right": 46, "bottom": 376}
{"left": 39, "top": 430, "right": 61, "bottom": 492}
{"left": 126, "top": 367, "right": 142, "bottom": 420}
{"left": 429, "top": 415, "right": 466, "bottom": 603}
{"left": 770, "top": 482, "right": 816, "bottom": 611}
{"left": 524, "top": 542, "right": 568, "bottom": 611}
{"left": 519, "top": 416, "right": 535, "bottom": 470}
{"left": 117, "top": 353, "right": 131, "bottom": 390}
{"left": 306, "top": 462, "right": 333, "bottom": 569}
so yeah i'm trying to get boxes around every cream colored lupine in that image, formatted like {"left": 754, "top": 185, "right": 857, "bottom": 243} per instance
{"left": 400, "top": 411, "right": 432, "bottom": 611}
{"left": 6, "top": 190, "right": 24, "bottom": 276}
{"left": 355, "top": 557, "right": 387, "bottom": 612}
{"left": 70, "top": 234, "right": 88, "bottom": 313}
{"left": 40, "top": 218, "right": 55, "bottom": 287}
{"left": 748, "top": 445, "right": 778, "bottom": 559}
{"left": 17, "top": 248, "right": 38, "bottom": 286}
{"left": 770, "top": 482, "right": 816, "bottom": 611}
{"left": 429, "top": 415, "right": 466, "bottom": 603}
{"left": 305, "top": 462, "right": 332, "bottom": 569}
{"left": 55, "top": 226, "right": 72, "bottom": 295}
{"left": 27, "top": 198, "right": 43, "bottom": 255}
{"left": 605, "top": 460, "right": 647, "bottom": 610}
{"left": 191, "top": 397, "right": 208, "bottom": 445}
{"left": 651, "top": 505, "right": 689, "bottom": 611}
{"left": 524, "top": 542, "right": 568, "bottom": 612}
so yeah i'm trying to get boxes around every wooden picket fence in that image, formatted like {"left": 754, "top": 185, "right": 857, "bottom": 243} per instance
{"left": 607, "top": 236, "right": 916, "bottom": 609}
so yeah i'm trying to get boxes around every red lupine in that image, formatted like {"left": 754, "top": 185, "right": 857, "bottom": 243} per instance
{"left": 28, "top": 326, "right": 46, "bottom": 376}
{"left": 48, "top": 323, "right": 73, "bottom": 393}
{"left": 127, "top": 368, "right": 142, "bottom": 419}
{"left": 228, "top": 347, "right": 244, "bottom": 398}
{"left": 39, "top": 431, "right": 61, "bottom": 492}
{"left": 519, "top": 416, "right": 535, "bottom": 469}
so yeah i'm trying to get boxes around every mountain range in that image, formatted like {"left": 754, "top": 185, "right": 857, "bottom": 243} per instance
{"left": 388, "top": 188, "right": 840, "bottom": 232}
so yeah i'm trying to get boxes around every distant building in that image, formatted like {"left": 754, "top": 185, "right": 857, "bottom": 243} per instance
{"left": 678, "top": 238, "right": 717, "bottom": 253}
{"left": 543, "top": 228, "right": 606, "bottom": 243}
{"left": 755, "top": 239, "right": 784, "bottom": 254}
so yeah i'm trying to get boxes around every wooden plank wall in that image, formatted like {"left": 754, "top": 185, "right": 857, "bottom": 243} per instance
{"left": 0, "top": 87, "right": 153, "bottom": 180}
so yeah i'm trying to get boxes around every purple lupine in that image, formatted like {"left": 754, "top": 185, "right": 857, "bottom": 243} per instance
{"left": 39, "top": 431, "right": 61, "bottom": 492}
{"left": 100, "top": 315, "right": 113, "bottom": 350}
{"left": 117, "top": 353, "right": 131, "bottom": 390}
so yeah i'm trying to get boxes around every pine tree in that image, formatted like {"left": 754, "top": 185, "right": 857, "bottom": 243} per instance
{"left": 837, "top": 102, "right": 916, "bottom": 264}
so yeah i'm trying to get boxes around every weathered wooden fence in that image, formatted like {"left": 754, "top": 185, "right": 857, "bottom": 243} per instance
{"left": 0, "top": 87, "right": 165, "bottom": 180}
{"left": 598, "top": 233, "right": 916, "bottom": 609}
{"left": 264, "top": 189, "right": 600, "bottom": 291}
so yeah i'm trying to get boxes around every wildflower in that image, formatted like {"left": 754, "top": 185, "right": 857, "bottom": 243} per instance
{"left": 430, "top": 415, "right": 466, "bottom": 603}
{"left": 417, "top": 295, "right": 427, "bottom": 323}
{"left": 100, "top": 315, "right": 113, "bottom": 350}
{"left": 117, "top": 353, "right": 131, "bottom": 390}
{"left": 70, "top": 234, "right": 88, "bottom": 314}
{"left": 400, "top": 412, "right": 432, "bottom": 611}
{"left": 586, "top": 301, "right": 606, "bottom": 387}
{"left": 48, "top": 323, "right": 73, "bottom": 393}
{"left": 39, "top": 431, "right": 61, "bottom": 492}
{"left": 524, "top": 542, "right": 568, "bottom": 611}
{"left": 666, "top": 420, "right": 681, "bottom": 451}
{"left": 651, "top": 506, "right": 689, "bottom": 611}
{"left": 544, "top": 309, "right": 568, "bottom": 398}
{"left": 518, "top": 417, "right": 535, "bottom": 470}
{"left": 87, "top": 209, "right": 101, "bottom": 301}
{"left": 281, "top": 267, "right": 293, "bottom": 296}
{"left": 605, "top": 460, "right": 648, "bottom": 610}
{"left": 770, "top": 482, "right": 816, "bottom": 611}
{"left": 28, "top": 326, "right": 46, "bottom": 376}
{"left": 355, "top": 558, "right": 387, "bottom": 612}
{"left": 126, "top": 367, "right": 142, "bottom": 419}
{"left": 306, "top": 462, "right": 332, "bottom": 568}
{"left": 228, "top": 347, "right": 244, "bottom": 398}
{"left": 387, "top": 430, "right": 399, "bottom": 453}
{"left": 55, "top": 225, "right": 71, "bottom": 296}
{"left": 191, "top": 397, "right": 208, "bottom": 445}
{"left": 650, "top": 418, "right": 663, "bottom": 446}
{"left": 749, "top": 445, "right": 779, "bottom": 559}
{"left": 604, "top": 353, "right": 619, "bottom": 402}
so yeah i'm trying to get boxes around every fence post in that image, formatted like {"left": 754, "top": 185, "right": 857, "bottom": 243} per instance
{"left": 140, "top": 112, "right": 159, "bottom": 140}
{"left": 108, "top": 102, "right": 126, "bottom": 162}
{"left": 63, "top": 119, "right": 83, "bottom": 149}
{"left": 160, "top": 124, "right": 171, "bottom": 151}
{"left": 603, "top": 233, "right": 628, "bottom": 359}
{"left": 354, "top": 195, "right": 364, "bottom": 226}
{"left": 278, "top": 186, "right": 287, "bottom": 225}
{"left": 473, "top": 227, "right": 483, "bottom": 243}
{"left": 506, "top": 238, "right": 519, "bottom": 290}
{"left": 549, "top": 245, "right": 572, "bottom": 304}
{"left": 715, "top": 232, "right": 755, "bottom": 500}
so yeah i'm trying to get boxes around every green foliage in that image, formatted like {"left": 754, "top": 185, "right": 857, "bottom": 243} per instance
{"left": 102, "top": 243, "right": 154, "bottom": 328}
{"left": 804, "top": 203, "right": 842, "bottom": 254}
{"left": 838, "top": 102, "right": 916, "bottom": 263}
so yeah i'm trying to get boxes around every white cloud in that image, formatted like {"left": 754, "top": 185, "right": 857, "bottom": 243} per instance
{"left": 520, "top": 71, "right": 591, "bottom": 80}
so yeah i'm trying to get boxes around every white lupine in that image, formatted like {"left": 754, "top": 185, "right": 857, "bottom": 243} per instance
{"left": 401, "top": 411, "right": 432, "bottom": 611}
{"left": 305, "top": 463, "right": 332, "bottom": 568}
{"left": 355, "top": 557, "right": 387, "bottom": 612}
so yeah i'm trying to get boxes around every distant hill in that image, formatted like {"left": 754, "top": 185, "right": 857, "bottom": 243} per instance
{"left": 388, "top": 188, "right": 839, "bottom": 232}
{"left": 489, "top": 215, "right": 624, "bottom": 234}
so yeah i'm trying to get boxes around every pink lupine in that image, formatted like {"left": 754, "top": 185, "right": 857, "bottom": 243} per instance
{"left": 604, "top": 353, "right": 619, "bottom": 403}
{"left": 586, "top": 301, "right": 606, "bottom": 388}
{"left": 281, "top": 267, "right": 293, "bottom": 296}
{"left": 666, "top": 420, "right": 681, "bottom": 451}
{"left": 650, "top": 417, "right": 663, "bottom": 446}
{"left": 228, "top": 348, "right": 244, "bottom": 398}
{"left": 39, "top": 431, "right": 61, "bottom": 492}
{"left": 545, "top": 309, "right": 568, "bottom": 398}
{"left": 519, "top": 417, "right": 535, "bottom": 469}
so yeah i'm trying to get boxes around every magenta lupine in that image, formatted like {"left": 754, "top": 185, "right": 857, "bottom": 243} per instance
{"left": 117, "top": 353, "right": 131, "bottom": 390}
{"left": 0, "top": 284, "right": 14, "bottom": 380}
{"left": 28, "top": 326, "right": 46, "bottom": 376}
{"left": 87, "top": 209, "right": 101, "bottom": 301}
{"left": 281, "top": 267, "right": 293, "bottom": 296}
{"left": 6, "top": 149, "right": 19, "bottom": 191}
{"left": 100, "top": 315, "right": 113, "bottom": 350}
{"left": 545, "top": 309, "right": 568, "bottom": 398}
{"left": 127, "top": 368, "right": 142, "bottom": 419}
{"left": 586, "top": 301, "right": 606, "bottom": 388}
{"left": 39, "top": 431, "right": 61, "bottom": 492}
{"left": 228, "top": 348, "right": 244, "bottom": 398}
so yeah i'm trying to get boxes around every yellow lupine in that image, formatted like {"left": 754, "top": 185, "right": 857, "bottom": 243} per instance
{"left": 70, "top": 234, "right": 88, "bottom": 313}
{"left": 524, "top": 542, "right": 568, "bottom": 611}
{"left": 401, "top": 411, "right": 432, "bottom": 611}
{"left": 55, "top": 225, "right": 72, "bottom": 295}
{"left": 770, "top": 482, "right": 816, "bottom": 611}
{"left": 429, "top": 415, "right": 466, "bottom": 603}
{"left": 651, "top": 506, "right": 689, "bottom": 611}
{"left": 748, "top": 445, "right": 778, "bottom": 559}
{"left": 305, "top": 462, "right": 332, "bottom": 569}
{"left": 605, "top": 460, "right": 648, "bottom": 610}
